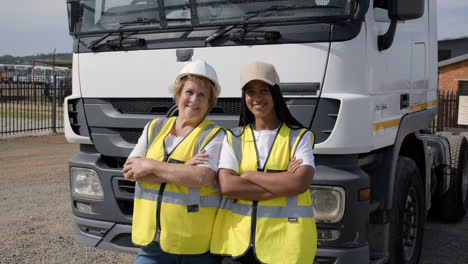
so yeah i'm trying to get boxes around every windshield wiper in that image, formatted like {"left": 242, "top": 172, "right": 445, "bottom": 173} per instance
{"left": 120, "top": 17, "right": 160, "bottom": 26}
{"left": 106, "top": 33, "right": 146, "bottom": 49}
{"left": 206, "top": 5, "right": 287, "bottom": 43}
{"left": 205, "top": 4, "right": 344, "bottom": 44}
{"left": 229, "top": 29, "right": 281, "bottom": 42}
{"left": 86, "top": 17, "right": 194, "bottom": 50}
{"left": 87, "top": 18, "right": 158, "bottom": 50}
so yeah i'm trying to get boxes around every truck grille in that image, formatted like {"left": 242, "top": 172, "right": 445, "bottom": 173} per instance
{"left": 84, "top": 98, "right": 243, "bottom": 157}
{"left": 113, "top": 178, "right": 135, "bottom": 217}
{"left": 211, "top": 98, "right": 242, "bottom": 115}
{"left": 83, "top": 97, "right": 339, "bottom": 156}
{"left": 67, "top": 99, "right": 81, "bottom": 135}
{"left": 103, "top": 98, "right": 242, "bottom": 115}
{"left": 120, "top": 128, "right": 144, "bottom": 144}
{"left": 116, "top": 178, "right": 135, "bottom": 196}
{"left": 106, "top": 98, "right": 175, "bottom": 115}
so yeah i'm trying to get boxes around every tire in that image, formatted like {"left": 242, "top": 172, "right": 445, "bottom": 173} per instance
{"left": 435, "top": 135, "right": 468, "bottom": 221}
{"left": 388, "top": 157, "right": 425, "bottom": 264}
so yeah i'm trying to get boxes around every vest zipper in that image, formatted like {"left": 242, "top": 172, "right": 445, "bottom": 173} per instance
{"left": 155, "top": 183, "right": 166, "bottom": 242}
{"left": 249, "top": 201, "right": 258, "bottom": 248}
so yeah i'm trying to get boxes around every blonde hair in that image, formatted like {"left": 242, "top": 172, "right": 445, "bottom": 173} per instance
{"left": 170, "top": 75, "right": 218, "bottom": 113}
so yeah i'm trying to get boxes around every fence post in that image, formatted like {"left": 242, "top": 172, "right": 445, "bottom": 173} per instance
{"left": 456, "top": 89, "right": 460, "bottom": 129}
{"left": 439, "top": 91, "right": 444, "bottom": 131}
{"left": 52, "top": 49, "right": 57, "bottom": 133}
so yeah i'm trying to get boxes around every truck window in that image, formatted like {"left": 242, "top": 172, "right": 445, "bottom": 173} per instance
{"left": 75, "top": 0, "right": 354, "bottom": 34}
{"left": 80, "top": 0, "right": 160, "bottom": 32}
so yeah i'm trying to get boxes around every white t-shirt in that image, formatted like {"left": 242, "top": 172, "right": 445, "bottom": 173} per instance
{"left": 219, "top": 127, "right": 315, "bottom": 173}
{"left": 128, "top": 122, "right": 223, "bottom": 172}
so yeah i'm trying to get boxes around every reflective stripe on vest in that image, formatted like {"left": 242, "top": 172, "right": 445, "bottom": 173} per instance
{"left": 132, "top": 117, "right": 222, "bottom": 254}
{"left": 211, "top": 123, "right": 317, "bottom": 264}
{"left": 135, "top": 182, "right": 221, "bottom": 208}
{"left": 218, "top": 196, "right": 314, "bottom": 218}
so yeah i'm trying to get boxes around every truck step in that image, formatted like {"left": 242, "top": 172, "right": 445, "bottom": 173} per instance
{"left": 370, "top": 256, "right": 388, "bottom": 264}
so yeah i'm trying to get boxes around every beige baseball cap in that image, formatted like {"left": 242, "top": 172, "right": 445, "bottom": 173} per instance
{"left": 240, "top": 61, "right": 280, "bottom": 89}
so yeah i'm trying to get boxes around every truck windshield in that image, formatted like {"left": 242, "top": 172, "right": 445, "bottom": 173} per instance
{"left": 72, "top": 0, "right": 354, "bottom": 34}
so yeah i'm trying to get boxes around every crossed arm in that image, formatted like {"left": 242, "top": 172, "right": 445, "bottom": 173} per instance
{"left": 123, "top": 150, "right": 216, "bottom": 188}
{"left": 218, "top": 158, "right": 314, "bottom": 201}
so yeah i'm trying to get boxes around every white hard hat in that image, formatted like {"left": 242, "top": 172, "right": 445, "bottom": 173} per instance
{"left": 175, "top": 60, "right": 220, "bottom": 97}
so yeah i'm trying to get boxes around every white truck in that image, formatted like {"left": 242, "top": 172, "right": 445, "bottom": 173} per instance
{"left": 65, "top": 0, "right": 468, "bottom": 263}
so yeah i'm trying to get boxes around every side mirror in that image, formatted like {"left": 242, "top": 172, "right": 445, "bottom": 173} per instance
{"left": 67, "top": 0, "right": 82, "bottom": 33}
{"left": 388, "top": 0, "right": 424, "bottom": 21}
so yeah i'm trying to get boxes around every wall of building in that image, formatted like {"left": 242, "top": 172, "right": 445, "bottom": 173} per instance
{"left": 439, "top": 59, "right": 468, "bottom": 93}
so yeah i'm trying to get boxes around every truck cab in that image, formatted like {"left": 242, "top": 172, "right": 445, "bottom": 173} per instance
{"left": 65, "top": 0, "right": 468, "bottom": 263}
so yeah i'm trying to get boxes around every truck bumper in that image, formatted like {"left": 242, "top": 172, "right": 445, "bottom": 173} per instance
{"left": 74, "top": 214, "right": 370, "bottom": 262}
{"left": 315, "top": 245, "right": 369, "bottom": 264}
{"left": 74, "top": 215, "right": 139, "bottom": 254}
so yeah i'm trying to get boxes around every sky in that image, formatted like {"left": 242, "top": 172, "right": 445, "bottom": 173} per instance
{"left": 0, "top": 0, "right": 467, "bottom": 56}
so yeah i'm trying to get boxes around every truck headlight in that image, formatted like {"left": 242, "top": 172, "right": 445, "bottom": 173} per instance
{"left": 70, "top": 167, "right": 104, "bottom": 199}
{"left": 310, "top": 185, "right": 345, "bottom": 223}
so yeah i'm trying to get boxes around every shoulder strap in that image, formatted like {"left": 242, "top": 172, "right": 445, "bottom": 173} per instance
{"left": 289, "top": 128, "right": 308, "bottom": 159}
{"left": 310, "top": 130, "right": 315, "bottom": 148}
{"left": 228, "top": 127, "right": 244, "bottom": 164}
{"left": 146, "top": 118, "right": 168, "bottom": 153}
{"left": 193, "top": 124, "right": 224, "bottom": 155}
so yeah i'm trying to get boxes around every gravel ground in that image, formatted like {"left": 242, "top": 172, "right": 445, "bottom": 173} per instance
{"left": 420, "top": 216, "right": 468, "bottom": 264}
{"left": 0, "top": 134, "right": 134, "bottom": 264}
{"left": 0, "top": 134, "right": 467, "bottom": 264}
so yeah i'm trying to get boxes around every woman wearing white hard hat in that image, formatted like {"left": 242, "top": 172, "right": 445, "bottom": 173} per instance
{"left": 211, "top": 61, "right": 317, "bottom": 264}
{"left": 123, "top": 60, "right": 223, "bottom": 264}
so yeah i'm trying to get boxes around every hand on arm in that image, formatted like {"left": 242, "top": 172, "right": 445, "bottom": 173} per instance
{"left": 158, "top": 162, "right": 216, "bottom": 187}
{"left": 218, "top": 169, "right": 277, "bottom": 201}
{"left": 123, "top": 155, "right": 216, "bottom": 187}
{"left": 123, "top": 157, "right": 166, "bottom": 183}
{"left": 124, "top": 123, "right": 167, "bottom": 183}
{"left": 241, "top": 158, "right": 314, "bottom": 197}
{"left": 287, "top": 157, "right": 303, "bottom": 173}
{"left": 185, "top": 149, "right": 209, "bottom": 166}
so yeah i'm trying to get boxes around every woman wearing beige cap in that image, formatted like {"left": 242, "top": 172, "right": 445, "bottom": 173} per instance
{"left": 211, "top": 61, "right": 317, "bottom": 264}
{"left": 123, "top": 60, "right": 224, "bottom": 264}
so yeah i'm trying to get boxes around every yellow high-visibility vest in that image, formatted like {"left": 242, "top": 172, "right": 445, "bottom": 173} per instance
{"left": 211, "top": 123, "right": 317, "bottom": 264}
{"left": 132, "top": 117, "right": 222, "bottom": 254}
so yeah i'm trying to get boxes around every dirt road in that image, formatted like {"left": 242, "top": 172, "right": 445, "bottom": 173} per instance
{"left": 0, "top": 134, "right": 467, "bottom": 263}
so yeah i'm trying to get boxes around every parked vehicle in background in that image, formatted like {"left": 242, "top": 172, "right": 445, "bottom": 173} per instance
{"left": 0, "top": 64, "right": 70, "bottom": 83}
{"left": 64, "top": 0, "right": 467, "bottom": 263}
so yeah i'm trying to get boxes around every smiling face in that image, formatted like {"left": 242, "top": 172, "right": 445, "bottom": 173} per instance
{"left": 176, "top": 76, "right": 211, "bottom": 123}
{"left": 244, "top": 80, "right": 276, "bottom": 121}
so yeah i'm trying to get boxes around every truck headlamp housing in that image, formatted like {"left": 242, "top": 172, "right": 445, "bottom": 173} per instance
{"left": 310, "top": 185, "right": 345, "bottom": 223}
{"left": 71, "top": 167, "right": 104, "bottom": 199}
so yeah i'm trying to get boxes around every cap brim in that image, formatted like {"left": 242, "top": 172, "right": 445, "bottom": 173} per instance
{"left": 241, "top": 78, "right": 275, "bottom": 89}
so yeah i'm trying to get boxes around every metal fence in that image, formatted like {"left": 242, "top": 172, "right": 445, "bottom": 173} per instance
{"left": 432, "top": 90, "right": 468, "bottom": 133}
{"left": 0, "top": 72, "right": 71, "bottom": 136}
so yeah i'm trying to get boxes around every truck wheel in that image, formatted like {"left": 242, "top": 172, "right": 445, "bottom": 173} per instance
{"left": 388, "top": 157, "right": 425, "bottom": 264}
{"left": 435, "top": 135, "right": 468, "bottom": 221}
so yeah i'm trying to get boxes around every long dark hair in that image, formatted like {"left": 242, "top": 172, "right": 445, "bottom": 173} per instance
{"left": 239, "top": 84, "right": 304, "bottom": 129}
